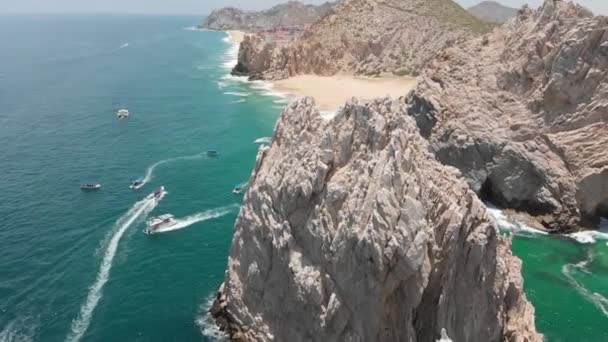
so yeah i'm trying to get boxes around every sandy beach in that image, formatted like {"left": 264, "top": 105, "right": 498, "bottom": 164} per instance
{"left": 273, "top": 75, "right": 417, "bottom": 112}
{"left": 226, "top": 30, "right": 245, "bottom": 45}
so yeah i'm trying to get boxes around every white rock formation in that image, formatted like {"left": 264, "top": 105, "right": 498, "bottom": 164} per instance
{"left": 211, "top": 97, "right": 541, "bottom": 342}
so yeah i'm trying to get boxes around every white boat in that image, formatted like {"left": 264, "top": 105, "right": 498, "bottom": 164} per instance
{"left": 80, "top": 183, "right": 101, "bottom": 190}
{"left": 117, "top": 109, "right": 129, "bottom": 119}
{"left": 144, "top": 213, "right": 176, "bottom": 234}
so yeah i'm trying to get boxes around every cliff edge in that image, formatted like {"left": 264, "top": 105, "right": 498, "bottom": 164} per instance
{"left": 407, "top": 0, "right": 608, "bottom": 232}
{"left": 211, "top": 97, "right": 541, "bottom": 341}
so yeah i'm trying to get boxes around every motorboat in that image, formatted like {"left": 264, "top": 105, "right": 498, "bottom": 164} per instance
{"left": 232, "top": 182, "right": 248, "bottom": 195}
{"left": 207, "top": 149, "right": 219, "bottom": 157}
{"left": 150, "top": 186, "right": 166, "bottom": 201}
{"left": 144, "top": 213, "right": 176, "bottom": 234}
{"left": 130, "top": 179, "right": 144, "bottom": 190}
{"left": 80, "top": 183, "right": 101, "bottom": 190}
{"left": 117, "top": 109, "right": 129, "bottom": 119}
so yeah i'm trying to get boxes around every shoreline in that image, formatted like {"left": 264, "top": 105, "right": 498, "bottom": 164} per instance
{"left": 272, "top": 74, "right": 417, "bottom": 112}
{"left": 225, "top": 30, "right": 245, "bottom": 45}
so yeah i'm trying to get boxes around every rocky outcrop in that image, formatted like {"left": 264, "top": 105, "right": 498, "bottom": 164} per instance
{"left": 235, "top": 0, "right": 490, "bottom": 80}
{"left": 468, "top": 1, "right": 518, "bottom": 24}
{"left": 211, "top": 97, "right": 541, "bottom": 341}
{"left": 201, "top": 1, "right": 334, "bottom": 31}
{"left": 406, "top": 0, "right": 608, "bottom": 232}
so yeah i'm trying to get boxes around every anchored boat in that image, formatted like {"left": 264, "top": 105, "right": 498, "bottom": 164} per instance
{"left": 117, "top": 109, "right": 129, "bottom": 119}
{"left": 144, "top": 213, "right": 176, "bottom": 235}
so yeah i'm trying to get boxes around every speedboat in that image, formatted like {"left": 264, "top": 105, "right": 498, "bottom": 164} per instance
{"left": 117, "top": 109, "right": 129, "bottom": 119}
{"left": 80, "top": 183, "right": 101, "bottom": 190}
{"left": 232, "top": 182, "right": 248, "bottom": 195}
{"left": 150, "top": 186, "right": 165, "bottom": 201}
{"left": 207, "top": 149, "right": 219, "bottom": 157}
{"left": 144, "top": 213, "right": 176, "bottom": 234}
{"left": 130, "top": 179, "right": 144, "bottom": 190}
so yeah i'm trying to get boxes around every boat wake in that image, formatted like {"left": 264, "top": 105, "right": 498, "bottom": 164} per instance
{"left": 152, "top": 205, "right": 238, "bottom": 234}
{"left": 0, "top": 317, "right": 37, "bottom": 342}
{"left": 196, "top": 294, "right": 228, "bottom": 342}
{"left": 562, "top": 250, "right": 608, "bottom": 317}
{"left": 66, "top": 194, "right": 160, "bottom": 342}
{"left": 254, "top": 137, "right": 271, "bottom": 144}
{"left": 140, "top": 153, "right": 205, "bottom": 187}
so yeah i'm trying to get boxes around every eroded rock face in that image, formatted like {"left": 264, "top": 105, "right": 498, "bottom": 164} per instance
{"left": 236, "top": 0, "right": 489, "bottom": 80}
{"left": 212, "top": 97, "right": 540, "bottom": 342}
{"left": 408, "top": 0, "right": 608, "bottom": 232}
{"left": 201, "top": 1, "right": 333, "bottom": 31}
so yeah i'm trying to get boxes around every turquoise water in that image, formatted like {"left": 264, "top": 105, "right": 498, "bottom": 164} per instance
{"left": 0, "top": 14, "right": 606, "bottom": 342}
{"left": 0, "top": 15, "right": 279, "bottom": 341}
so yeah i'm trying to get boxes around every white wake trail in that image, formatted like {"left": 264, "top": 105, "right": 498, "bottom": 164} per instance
{"left": 66, "top": 195, "right": 160, "bottom": 342}
{"left": 141, "top": 153, "right": 204, "bottom": 186}
{"left": 153, "top": 205, "right": 238, "bottom": 234}
{"left": 561, "top": 250, "right": 608, "bottom": 317}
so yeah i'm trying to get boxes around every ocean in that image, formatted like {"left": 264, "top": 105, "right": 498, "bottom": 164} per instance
{"left": 0, "top": 14, "right": 606, "bottom": 342}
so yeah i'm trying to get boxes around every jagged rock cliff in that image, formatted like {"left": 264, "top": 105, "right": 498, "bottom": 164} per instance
{"left": 211, "top": 97, "right": 541, "bottom": 341}
{"left": 201, "top": 1, "right": 334, "bottom": 31}
{"left": 235, "top": 0, "right": 490, "bottom": 80}
{"left": 407, "top": 0, "right": 608, "bottom": 232}
{"left": 468, "top": 1, "right": 518, "bottom": 24}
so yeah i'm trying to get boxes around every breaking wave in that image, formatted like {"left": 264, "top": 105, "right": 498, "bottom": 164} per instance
{"left": 196, "top": 294, "right": 228, "bottom": 342}
{"left": 224, "top": 91, "right": 249, "bottom": 97}
{"left": 151, "top": 205, "right": 238, "bottom": 234}
{"left": 485, "top": 204, "right": 548, "bottom": 237}
{"left": 230, "top": 99, "right": 246, "bottom": 104}
{"left": 119, "top": 43, "right": 129, "bottom": 49}
{"left": 562, "top": 250, "right": 608, "bottom": 317}
{"left": 254, "top": 137, "right": 271, "bottom": 144}
{"left": 66, "top": 193, "right": 161, "bottom": 342}
{"left": 566, "top": 218, "right": 608, "bottom": 244}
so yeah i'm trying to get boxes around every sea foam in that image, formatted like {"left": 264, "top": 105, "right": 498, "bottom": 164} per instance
{"left": 66, "top": 192, "right": 162, "bottom": 342}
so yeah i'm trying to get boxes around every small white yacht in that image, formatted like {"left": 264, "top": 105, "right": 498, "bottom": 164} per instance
{"left": 145, "top": 214, "right": 176, "bottom": 234}
{"left": 117, "top": 109, "right": 129, "bottom": 119}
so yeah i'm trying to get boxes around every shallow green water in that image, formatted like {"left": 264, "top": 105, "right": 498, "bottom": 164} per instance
{"left": 0, "top": 14, "right": 606, "bottom": 342}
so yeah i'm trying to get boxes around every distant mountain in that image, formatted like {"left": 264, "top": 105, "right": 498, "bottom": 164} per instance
{"left": 200, "top": 1, "right": 334, "bottom": 31}
{"left": 468, "top": 1, "right": 518, "bottom": 23}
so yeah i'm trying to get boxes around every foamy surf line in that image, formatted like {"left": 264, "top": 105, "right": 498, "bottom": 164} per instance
{"left": 153, "top": 205, "right": 238, "bottom": 234}
{"left": 196, "top": 294, "right": 228, "bottom": 341}
{"left": 485, "top": 204, "right": 548, "bottom": 237}
{"left": 217, "top": 33, "right": 292, "bottom": 105}
{"left": 66, "top": 195, "right": 160, "bottom": 342}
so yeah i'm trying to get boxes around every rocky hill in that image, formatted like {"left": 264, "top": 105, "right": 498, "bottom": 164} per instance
{"left": 468, "top": 1, "right": 518, "bottom": 24}
{"left": 200, "top": 1, "right": 334, "bottom": 31}
{"left": 211, "top": 97, "right": 541, "bottom": 341}
{"left": 234, "top": 0, "right": 490, "bottom": 80}
{"left": 406, "top": 0, "right": 607, "bottom": 232}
